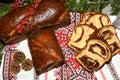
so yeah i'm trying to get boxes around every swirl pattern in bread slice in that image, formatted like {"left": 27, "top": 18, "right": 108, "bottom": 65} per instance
{"left": 86, "top": 13, "right": 111, "bottom": 29}
{"left": 97, "top": 25, "right": 120, "bottom": 56}
{"left": 68, "top": 24, "right": 95, "bottom": 51}
{"left": 76, "top": 39, "right": 109, "bottom": 72}
{"left": 80, "top": 12, "right": 98, "bottom": 24}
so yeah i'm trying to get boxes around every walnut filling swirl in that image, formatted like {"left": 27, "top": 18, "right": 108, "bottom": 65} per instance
{"left": 101, "top": 30, "right": 113, "bottom": 40}
{"left": 69, "top": 12, "right": 120, "bottom": 72}
{"left": 97, "top": 25, "right": 120, "bottom": 56}
{"left": 89, "top": 44, "right": 107, "bottom": 59}
{"left": 76, "top": 39, "right": 109, "bottom": 72}
{"left": 79, "top": 56, "right": 99, "bottom": 70}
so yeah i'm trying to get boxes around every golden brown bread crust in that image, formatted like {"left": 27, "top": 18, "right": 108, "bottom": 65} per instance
{"left": 0, "top": 0, "right": 70, "bottom": 45}
{"left": 0, "top": 5, "right": 31, "bottom": 44}
{"left": 28, "top": 28, "right": 65, "bottom": 75}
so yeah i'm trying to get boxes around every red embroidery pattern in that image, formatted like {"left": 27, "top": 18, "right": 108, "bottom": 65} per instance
{"left": 3, "top": 44, "right": 19, "bottom": 80}
{"left": 107, "top": 62, "right": 120, "bottom": 80}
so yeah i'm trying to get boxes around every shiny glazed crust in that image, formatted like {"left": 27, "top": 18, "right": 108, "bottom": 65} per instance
{"left": 28, "top": 28, "right": 65, "bottom": 75}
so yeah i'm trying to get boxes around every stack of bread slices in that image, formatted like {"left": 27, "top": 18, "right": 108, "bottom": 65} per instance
{"left": 68, "top": 12, "right": 120, "bottom": 72}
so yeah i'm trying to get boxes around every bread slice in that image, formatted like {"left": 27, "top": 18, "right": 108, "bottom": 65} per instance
{"left": 97, "top": 25, "right": 120, "bottom": 56}
{"left": 76, "top": 52, "right": 105, "bottom": 72}
{"left": 76, "top": 39, "right": 109, "bottom": 72}
{"left": 80, "top": 12, "right": 98, "bottom": 24}
{"left": 86, "top": 13, "right": 111, "bottom": 29}
{"left": 88, "top": 39, "right": 111, "bottom": 62}
{"left": 68, "top": 24, "right": 95, "bottom": 52}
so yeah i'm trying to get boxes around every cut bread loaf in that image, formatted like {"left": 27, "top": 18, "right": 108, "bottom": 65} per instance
{"left": 68, "top": 12, "right": 120, "bottom": 72}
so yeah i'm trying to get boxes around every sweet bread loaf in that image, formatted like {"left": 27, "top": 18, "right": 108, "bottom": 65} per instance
{"left": 68, "top": 12, "right": 120, "bottom": 72}
{"left": 28, "top": 28, "right": 65, "bottom": 75}
{"left": 76, "top": 39, "right": 111, "bottom": 72}
{"left": 0, "top": 0, "right": 70, "bottom": 44}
